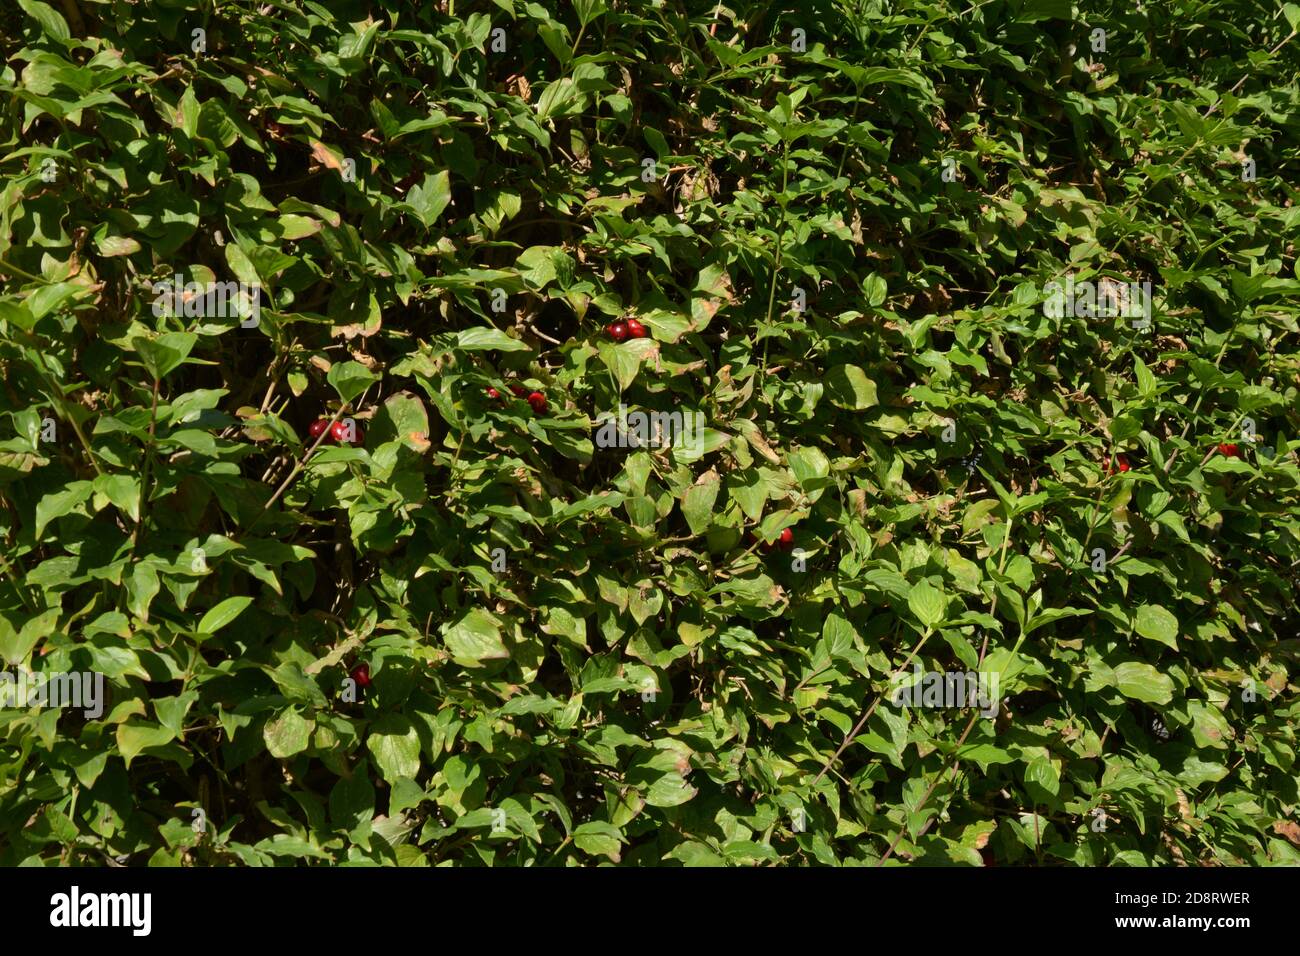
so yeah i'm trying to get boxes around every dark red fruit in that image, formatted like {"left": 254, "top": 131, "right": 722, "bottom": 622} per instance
{"left": 625, "top": 318, "right": 648, "bottom": 339}
{"left": 749, "top": 530, "right": 786, "bottom": 551}
{"left": 487, "top": 387, "right": 501, "bottom": 400}
{"left": 351, "top": 663, "right": 371, "bottom": 687}
{"left": 509, "top": 383, "right": 527, "bottom": 398}
{"left": 1105, "top": 455, "right": 1130, "bottom": 476}
{"left": 309, "top": 419, "right": 330, "bottom": 441}
{"left": 527, "top": 391, "right": 547, "bottom": 414}
{"left": 1217, "top": 443, "right": 1239, "bottom": 457}
{"left": 607, "top": 321, "right": 629, "bottom": 342}
{"left": 322, "top": 419, "right": 363, "bottom": 447}
{"left": 758, "top": 527, "right": 796, "bottom": 552}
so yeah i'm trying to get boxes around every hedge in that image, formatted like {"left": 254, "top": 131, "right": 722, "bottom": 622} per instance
{"left": 1, "top": 0, "right": 1298, "bottom": 866}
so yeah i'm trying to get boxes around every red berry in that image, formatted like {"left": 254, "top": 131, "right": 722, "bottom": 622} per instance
{"left": 351, "top": 663, "right": 371, "bottom": 688}
{"left": 487, "top": 387, "right": 501, "bottom": 400}
{"left": 308, "top": 419, "right": 330, "bottom": 440}
{"left": 1217, "top": 443, "right": 1239, "bottom": 457}
{"left": 509, "top": 384, "right": 527, "bottom": 398}
{"left": 527, "top": 391, "right": 547, "bottom": 414}
{"left": 325, "top": 419, "right": 364, "bottom": 446}
{"left": 1117, "top": 456, "right": 1130, "bottom": 472}
{"left": 757, "top": 527, "right": 796, "bottom": 553}
{"left": 625, "top": 318, "right": 648, "bottom": 339}
{"left": 607, "top": 321, "right": 629, "bottom": 342}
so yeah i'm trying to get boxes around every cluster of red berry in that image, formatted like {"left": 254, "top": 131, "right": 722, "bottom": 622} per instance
{"left": 486, "top": 383, "right": 547, "bottom": 414}
{"left": 606, "top": 318, "right": 649, "bottom": 342}
{"left": 308, "top": 418, "right": 364, "bottom": 446}
{"left": 478, "top": 322, "right": 652, "bottom": 418}
{"left": 1216, "top": 443, "right": 1240, "bottom": 457}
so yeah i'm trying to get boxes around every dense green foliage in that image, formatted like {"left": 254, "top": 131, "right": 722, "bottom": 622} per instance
{"left": 1, "top": 0, "right": 1299, "bottom": 867}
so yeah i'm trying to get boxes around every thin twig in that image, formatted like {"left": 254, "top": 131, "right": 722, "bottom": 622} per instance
{"left": 245, "top": 404, "right": 353, "bottom": 533}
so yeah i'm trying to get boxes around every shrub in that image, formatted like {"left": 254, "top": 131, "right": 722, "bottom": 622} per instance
{"left": 1, "top": 0, "right": 1298, "bottom": 866}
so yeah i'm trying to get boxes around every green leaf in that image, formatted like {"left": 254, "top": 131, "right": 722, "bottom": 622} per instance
{"left": 788, "top": 446, "right": 830, "bottom": 488}
{"left": 93, "top": 474, "right": 141, "bottom": 523}
{"left": 27, "top": 281, "right": 84, "bottom": 320}
{"left": 572, "top": 0, "right": 608, "bottom": 28}
{"left": 224, "top": 243, "right": 260, "bottom": 286}
{"left": 863, "top": 273, "right": 887, "bottom": 307}
{"left": 666, "top": 841, "right": 726, "bottom": 866}
{"left": 327, "top": 361, "right": 378, "bottom": 403}
{"left": 1113, "top": 662, "right": 1174, "bottom": 704}
{"left": 1024, "top": 756, "right": 1060, "bottom": 799}
{"left": 0, "top": 609, "right": 59, "bottom": 666}
{"left": 264, "top": 710, "right": 313, "bottom": 758}
{"left": 367, "top": 715, "right": 421, "bottom": 783}
{"left": 268, "top": 662, "right": 328, "bottom": 708}
{"left": 198, "top": 596, "right": 253, "bottom": 635}
{"left": 177, "top": 85, "right": 200, "bottom": 139}
{"left": 406, "top": 171, "right": 452, "bottom": 228}
{"left": 535, "top": 77, "right": 582, "bottom": 121}
{"left": 117, "top": 723, "right": 177, "bottom": 767}
{"left": 1133, "top": 604, "right": 1179, "bottom": 649}
{"left": 18, "top": 0, "right": 70, "bottom": 41}
{"left": 456, "top": 327, "right": 531, "bottom": 352}
{"left": 680, "top": 469, "right": 720, "bottom": 536}
{"left": 1134, "top": 356, "right": 1156, "bottom": 397}
{"left": 377, "top": 391, "right": 431, "bottom": 451}
{"left": 642, "top": 771, "right": 697, "bottom": 808}
{"left": 0, "top": 300, "right": 37, "bottom": 330}
{"left": 1179, "top": 755, "right": 1229, "bottom": 787}
{"left": 907, "top": 580, "right": 947, "bottom": 630}
{"left": 134, "top": 332, "right": 197, "bottom": 379}
{"left": 516, "top": 246, "right": 562, "bottom": 289}
{"left": 956, "top": 744, "right": 1017, "bottom": 770}
{"left": 329, "top": 760, "right": 376, "bottom": 832}
{"left": 572, "top": 820, "right": 623, "bottom": 861}
{"left": 598, "top": 339, "right": 647, "bottom": 391}
{"left": 826, "top": 364, "right": 878, "bottom": 410}
{"left": 443, "top": 608, "right": 510, "bottom": 665}
{"left": 35, "top": 481, "right": 94, "bottom": 539}
{"left": 1187, "top": 701, "right": 1232, "bottom": 750}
